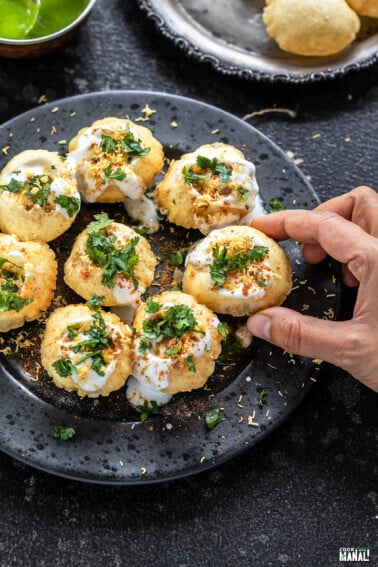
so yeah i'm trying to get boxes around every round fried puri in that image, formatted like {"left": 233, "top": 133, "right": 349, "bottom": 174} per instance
{"left": 0, "top": 234, "right": 57, "bottom": 332}
{"left": 155, "top": 142, "right": 259, "bottom": 235}
{"left": 132, "top": 290, "right": 222, "bottom": 395}
{"left": 68, "top": 117, "right": 164, "bottom": 203}
{"left": 183, "top": 225, "right": 292, "bottom": 317}
{"left": 41, "top": 303, "right": 133, "bottom": 398}
{"left": 64, "top": 218, "right": 156, "bottom": 307}
{"left": 0, "top": 149, "right": 80, "bottom": 242}
{"left": 346, "top": 0, "right": 378, "bottom": 17}
{"left": 263, "top": 0, "right": 360, "bottom": 56}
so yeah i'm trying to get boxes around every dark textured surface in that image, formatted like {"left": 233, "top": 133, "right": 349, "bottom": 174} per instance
{"left": 0, "top": 0, "right": 377, "bottom": 565}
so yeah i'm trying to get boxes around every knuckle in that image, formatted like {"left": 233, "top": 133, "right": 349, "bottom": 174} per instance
{"left": 351, "top": 185, "right": 378, "bottom": 202}
{"left": 277, "top": 316, "right": 303, "bottom": 354}
{"left": 338, "top": 326, "right": 368, "bottom": 374}
{"left": 348, "top": 242, "right": 378, "bottom": 281}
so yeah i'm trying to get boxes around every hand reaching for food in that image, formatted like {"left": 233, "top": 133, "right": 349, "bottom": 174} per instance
{"left": 247, "top": 186, "right": 378, "bottom": 392}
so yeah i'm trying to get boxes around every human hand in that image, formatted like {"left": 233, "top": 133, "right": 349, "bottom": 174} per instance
{"left": 247, "top": 186, "right": 378, "bottom": 392}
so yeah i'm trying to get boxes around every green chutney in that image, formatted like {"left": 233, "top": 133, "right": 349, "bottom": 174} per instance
{"left": 0, "top": 0, "right": 90, "bottom": 40}
{"left": 0, "top": 0, "right": 40, "bottom": 39}
{"left": 28, "top": 0, "right": 90, "bottom": 39}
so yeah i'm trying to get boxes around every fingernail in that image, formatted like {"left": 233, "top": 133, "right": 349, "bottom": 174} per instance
{"left": 248, "top": 314, "right": 271, "bottom": 340}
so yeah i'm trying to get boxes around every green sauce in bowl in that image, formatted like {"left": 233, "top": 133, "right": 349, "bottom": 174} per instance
{"left": 0, "top": 0, "right": 90, "bottom": 40}
{"left": 0, "top": 0, "right": 40, "bottom": 39}
{"left": 27, "top": 0, "right": 90, "bottom": 39}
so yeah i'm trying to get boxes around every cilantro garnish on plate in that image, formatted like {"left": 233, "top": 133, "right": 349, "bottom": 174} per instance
{"left": 100, "top": 122, "right": 151, "bottom": 161}
{"left": 210, "top": 244, "right": 269, "bottom": 287}
{"left": 183, "top": 154, "right": 232, "bottom": 185}
{"left": 85, "top": 213, "right": 140, "bottom": 289}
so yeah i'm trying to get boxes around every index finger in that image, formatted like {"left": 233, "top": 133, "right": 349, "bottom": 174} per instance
{"left": 314, "top": 186, "right": 378, "bottom": 237}
{"left": 252, "top": 209, "right": 375, "bottom": 269}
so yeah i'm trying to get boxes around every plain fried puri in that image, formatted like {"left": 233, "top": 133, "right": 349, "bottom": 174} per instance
{"left": 0, "top": 149, "right": 81, "bottom": 242}
{"left": 41, "top": 302, "right": 133, "bottom": 398}
{"left": 155, "top": 143, "right": 259, "bottom": 235}
{"left": 64, "top": 213, "right": 156, "bottom": 307}
{"left": 346, "top": 0, "right": 378, "bottom": 17}
{"left": 67, "top": 117, "right": 164, "bottom": 203}
{"left": 183, "top": 225, "right": 292, "bottom": 317}
{"left": 130, "top": 291, "right": 223, "bottom": 396}
{"left": 263, "top": 0, "right": 360, "bottom": 56}
{"left": 0, "top": 234, "right": 57, "bottom": 332}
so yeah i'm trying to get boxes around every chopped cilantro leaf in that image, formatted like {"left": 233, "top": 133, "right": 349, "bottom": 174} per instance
{"left": 54, "top": 195, "right": 80, "bottom": 218}
{"left": 142, "top": 304, "right": 198, "bottom": 341}
{"left": 183, "top": 155, "right": 232, "bottom": 186}
{"left": 145, "top": 297, "right": 161, "bottom": 313}
{"left": 205, "top": 408, "right": 224, "bottom": 430}
{"left": 166, "top": 345, "right": 180, "bottom": 357}
{"left": 137, "top": 400, "right": 159, "bottom": 423}
{"left": 68, "top": 310, "right": 110, "bottom": 376}
{"left": 100, "top": 134, "right": 118, "bottom": 153}
{"left": 87, "top": 212, "right": 113, "bottom": 233}
{"left": 1, "top": 175, "right": 53, "bottom": 206}
{"left": 269, "top": 197, "right": 287, "bottom": 212}
{"left": 121, "top": 123, "right": 151, "bottom": 158}
{"left": 1, "top": 282, "right": 18, "bottom": 292}
{"left": 52, "top": 358, "right": 76, "bottom": 377}
{"left": 258, "top": 389, "right": 268, "bottom": 408}
{"left": 210, "top": 244, "right": 269, "bottom": 287}
{"left": 186, "top": 355, "right": 196, "bottom": 372}
{"left": 53, "top": 426, "right": 76, "bottom": 440}
{"left": 133, "top": 226, "right": 149, "bottom": 237}
{"left": 182, "top": 166, "right": 208, "bottom": 186}
{"left": 237, "top": 187, "right": 249, "bottom": 200}
{"left": 86, "top": 294, "right": 105, "bottom": 311}
{"left": 100, "top": 124, "right": 150, "bottom": 160}
{"left": 217, "top": 322, "right": 229, "bottom": 339}
{"left": 0, "top": 178, "right": 21, "bottom": 193}
{"left": 0, "top": 292, "right": 32, "bottom": 313}
{"left": 104, "top": 165, "right": 127, "bottom": 181}
{"left": 86, "top": 217, "right": 140, "bottom": 289}
{"left": 67, "top": 323, "right": 80, "bottom": 339}
{"left": 167, "top": 250, "right": 184, "bottom": 267}
{"left": 138, "top": 339, "right": 150, "bottom": 354}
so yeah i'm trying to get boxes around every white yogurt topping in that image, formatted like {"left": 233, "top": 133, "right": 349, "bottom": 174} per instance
{"left": 133, "top": 342, "right": 173, "bottom": 391}
{"left": 4, "top": 164, "right": 44, "bottom": 183}
{"left": 185, "top": 228, "right": 273, "bottom": 299}
{"left": 71, "top": 359, "right": 117, "bottom": 393}
{"left": 123, "top": 195, "right": 160, "bottom": 233}
{"left": 57, "top": 317, "right": 122, "bottom": 394}
{"left": 185, "top": 228, "right": 268, "bottom": 269}
{"left": 67, "top": 124, "right": 146, "bottom": 202}
{"left": 7, "top": 250, "right": 24, "bottom": 260}
{"left": 177, "top": 147, "right": 261, "bottom": 234}
{"left": 112, "top": 274, "right": 143, "bottom": 305}
{"left": 3, "top": 160, "right": 80, "bottom": 217}
{"left": 51, "top": 178, "right": 80, "bottom": 218}
{"left": 129, "top": 302, "right": 220, "bottom": 409}
{"left": 238, "top": 194, "right": 267, "bottom": 226}
{"left": 126, "top": 376, "right": 172, "bottom": 409}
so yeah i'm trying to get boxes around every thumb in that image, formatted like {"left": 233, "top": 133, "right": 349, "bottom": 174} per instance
{"left": 247, "top": 307, "right": 354, "bottom": 369}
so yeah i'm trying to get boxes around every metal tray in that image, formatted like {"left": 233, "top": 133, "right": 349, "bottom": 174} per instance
{"left": 138, "top": 0, "right": 378, "bottom": 82}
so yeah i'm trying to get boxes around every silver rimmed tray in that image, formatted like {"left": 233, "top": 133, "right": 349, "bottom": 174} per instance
{"left": 138, "top": 0, "right": 378, "bottom": 82}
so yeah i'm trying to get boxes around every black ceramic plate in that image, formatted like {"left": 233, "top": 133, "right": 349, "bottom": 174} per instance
{"left": 138, "top": 0, "right": 378, "bottom": 83}
{"left": 0, "top": 91, "right": 339, "bottom": 484}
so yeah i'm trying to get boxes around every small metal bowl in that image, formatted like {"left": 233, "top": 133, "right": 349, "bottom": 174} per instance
{"left": 0, "top": 0, "right": 97, "bottom": 59}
